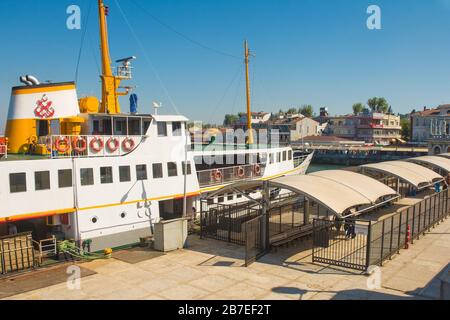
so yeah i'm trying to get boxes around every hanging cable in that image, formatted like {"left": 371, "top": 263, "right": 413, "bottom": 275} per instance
{"left": 130, "top": 0, "right": 240, "bottom": 60}
{"left": 74, "top": 0, "right": 94, "bottom": 83}
{"left": 114, "top": 0, "right": 181, "bottom": 115}
{"left": 207, "top": 62, "right": 243, "bottom": 124}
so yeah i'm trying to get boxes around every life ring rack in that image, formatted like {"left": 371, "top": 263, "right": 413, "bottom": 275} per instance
{"left": 254, "top": 164, "right": 262, "bottom": 176}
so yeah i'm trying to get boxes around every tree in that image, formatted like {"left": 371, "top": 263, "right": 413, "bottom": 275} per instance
{"left": 400, "top": 118, "right": 411, "bottom": 141}
{"left": 352, "top": 103, "right": 365, "bottom": 115}
{"left": 223, "top": 114, "right": 239, "bottom": 126}
{"left": 367, "top": 97, "right": 389, "bottom": 113}
{"left": 299, "top": 105, "right": 314, "bottom": 117}
{"left": 287, "top": 108, "right": 297, "bottom": 115}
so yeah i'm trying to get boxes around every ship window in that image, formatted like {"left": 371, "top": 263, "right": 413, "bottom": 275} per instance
{"left": 283, "top": 151, "right": 287, "bottom": 161}
{"left": 80, "top": 168, "right": 94, "bottom": 186}
{"left": 288, "top": 150, "right": 293, "bottom": 160}
{"left": 168, "top": 162, "right": 178, "bottom": 177}
{"left": 136, "top": 165, "right": 148, "bottom": 181}
{"left": 218, "top": 195, "right": 225, "bottom": 203}
{"left": 182, "top": 161, "right": 192, "bottom": 175}
{"left": 119, "top": 166, "right": 131, "bottom": 182}
{"left": 277, "top": 152, "right": 281, "bottom": 163}
{"left": 172, "top": 122, "right": 182, "bottom": 136}
{"left": 237, "top": 194, "right": 242, "bottom": 199}
{"left": 269, "top": 153, "right": 275, "bottom": 164}
{"left": 153, "top": 163, "right": 163, "bottom": 179}
{"left": 227, "top": 194, "right": 234, "bottom": 201}
{"left": 10, "top": 173, "right": 27, "bottom": 193}
{"left": 35, "top": 171, "right": 50, "bottom": 191}
{"left": 100, "top": 167, "right": 113, "bottom": 184}
{"left": 58, "top": 169, "right": 73, "bottom": 188}
{"left": 157, "top": 122, "right": 168, "bottom": 137}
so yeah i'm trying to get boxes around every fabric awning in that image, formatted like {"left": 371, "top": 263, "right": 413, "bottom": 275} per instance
{"left": 407, "top": 156, "right": 450, "bottom": 174}
{"left": 310, "top": 170, "right": 398, "bottom": 203}
{"left": 361, "top": 161, "right": 443, "bottom": 189}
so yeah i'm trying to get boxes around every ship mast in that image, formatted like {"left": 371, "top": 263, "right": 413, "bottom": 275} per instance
{"left": 98, "top": 0, "right": 128, "bottom": 114}
{"left": 244, "top": 40, "right": 254, "bottom": 145}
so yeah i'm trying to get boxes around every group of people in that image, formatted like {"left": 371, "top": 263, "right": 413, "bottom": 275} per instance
{"left": 333, "top": 216, "right": 357, "bottom": 239}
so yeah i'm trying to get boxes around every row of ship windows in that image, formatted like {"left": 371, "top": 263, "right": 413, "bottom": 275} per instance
{"left": 8, "top": 162, "right": 193, "bottom": 194}
{"left": 269, "top": 150, "right": 293, "bottom": 164}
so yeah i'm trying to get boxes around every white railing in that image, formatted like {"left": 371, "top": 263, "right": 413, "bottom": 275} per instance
{"left": 44, "top": 135, "right": 143, "bottom": 159}
{"left": 33, "top": 236, "right": 57, "bottom": 265}
{"left": 293, "top": 156, "right": 307, "bottom": 168}
{"left": 197, "top": 163, "right": 266, "bottom": 188}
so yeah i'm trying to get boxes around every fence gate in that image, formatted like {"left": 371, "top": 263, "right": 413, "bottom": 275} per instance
{"left": 312, "top": 219, "right": 370, "bottom": 271}
{"left": 0, "top": 232, "right": 36, "bottom": 275}
{"left": 244, "top": 215, "right": 264, "bottom": 267}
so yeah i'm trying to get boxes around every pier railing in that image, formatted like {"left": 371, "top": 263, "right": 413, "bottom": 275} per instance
{"left": 312, "top": 189, "right": 450, "bottom": 271}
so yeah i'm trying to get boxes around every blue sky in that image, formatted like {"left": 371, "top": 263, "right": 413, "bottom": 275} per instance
{"left": 1, "top": 0, "right": 450, "bottom": 131}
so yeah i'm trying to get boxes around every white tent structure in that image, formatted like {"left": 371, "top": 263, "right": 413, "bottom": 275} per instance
{"left": 406, "top": 156, "right": 450, "bottom": 175}
{"left": 361, "top": 161, "right": 444, "bottom": 190}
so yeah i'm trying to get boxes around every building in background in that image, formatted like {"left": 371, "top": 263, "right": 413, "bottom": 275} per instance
{"left": 318, "top": 111, "right": 402, "bottom": 146}
{"left": 414, "top": 105, "right": 450, "bottom": 154}
{"left": 411, "top": 105, "right": 450, "bottom": 148}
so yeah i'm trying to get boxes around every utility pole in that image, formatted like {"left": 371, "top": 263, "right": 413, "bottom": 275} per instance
{"left": 245, "top": 40, "right": 254, "bottom": 145}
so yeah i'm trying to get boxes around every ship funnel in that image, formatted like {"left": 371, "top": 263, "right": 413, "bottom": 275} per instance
{"left": 26, "top": 75, "right": 40, "bottom": 86}
{"left": 19, "top": 76, "right": 33, "bottom": 86}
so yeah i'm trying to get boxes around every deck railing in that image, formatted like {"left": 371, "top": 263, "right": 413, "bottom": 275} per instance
{"left": 197, "top": 163, "right": 266, "bottom": 187}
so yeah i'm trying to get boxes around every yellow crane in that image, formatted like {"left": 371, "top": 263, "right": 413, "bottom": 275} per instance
{"left": 98, "top": 0, "right": 132, "bottom": 114}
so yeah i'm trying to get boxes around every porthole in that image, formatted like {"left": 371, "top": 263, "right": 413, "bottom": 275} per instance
{"left": 92, "top": 216, "right": 98, "bottom": 224}
{"left": 120, "top": 212, "right": 127, "bottom": 219}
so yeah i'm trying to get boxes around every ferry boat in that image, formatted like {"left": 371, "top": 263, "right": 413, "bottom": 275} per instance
{"left": 0, "top": 0, "right": 313, "bottom": 251}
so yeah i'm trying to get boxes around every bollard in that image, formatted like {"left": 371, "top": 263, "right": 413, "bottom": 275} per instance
{"left": 405, "top": 225, "right": 411, "bottom": 249}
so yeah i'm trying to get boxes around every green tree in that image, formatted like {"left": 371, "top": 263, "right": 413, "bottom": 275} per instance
{"left": 223, "top": 114, "right": 239, "bottom": 126}
{"left": 367, "top": 97, "right": 389, "bottom": 113}
{"left": 400, "top": 118, "right": 411, "bottom": 141}
{"left": 287, "top": 108, "right": 298, "bottom": 115}
{"left": 299, "top": 105, "right": 314, "bottom": 117}
{"left": 352, "top": 103, "right": 365, "bottom": 115}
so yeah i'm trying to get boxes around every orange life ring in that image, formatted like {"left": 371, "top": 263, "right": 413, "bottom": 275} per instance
{"left": 237, "top": 166, "right": 245, "bottom": 178}
{"left": 212, "top": 170, "right": 222, "bottom": 182}
{"left": 72, "top": 137, "right": 87, "bottom": 153}
{"left": 106, "top": 137, "right": 120, "bottom": 152}
{"left": 254, "top": 164, "right": 262, "bottom": 175}
{"left": 122, "top": 138, "right": 136, "bottom": 152}
{"left": 55, "top": 137, "right": 70, "bottom": 153}
{"left": 90, "top": 137, "right": 104, "bottom": 153}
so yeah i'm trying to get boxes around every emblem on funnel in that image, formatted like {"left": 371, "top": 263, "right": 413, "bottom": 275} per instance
{"left": 35, "top": 94, "right": 55, "bottom": 118}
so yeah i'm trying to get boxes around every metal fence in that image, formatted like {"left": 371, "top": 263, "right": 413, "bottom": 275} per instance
{"left": 200, "top": 201, "right": 261, "bottom": 245}
{"left": 313, "top": 189, "right": 450, "bottom": 271}
{"left": 244, "top": 215, "right": 264, "bottom": 267}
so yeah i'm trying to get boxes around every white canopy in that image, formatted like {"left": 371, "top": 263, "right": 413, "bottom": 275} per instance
{"left": 361, "top": 161, "right": 443, "bottom": 188}
{"left": 271, "top": 175, "right": 377, "bottom": 215}
{"left": 407, "top": 156, "right": 450, "bottom": 173}
{"left": 309, "top": 170, "right": 398, "bottom": 203}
